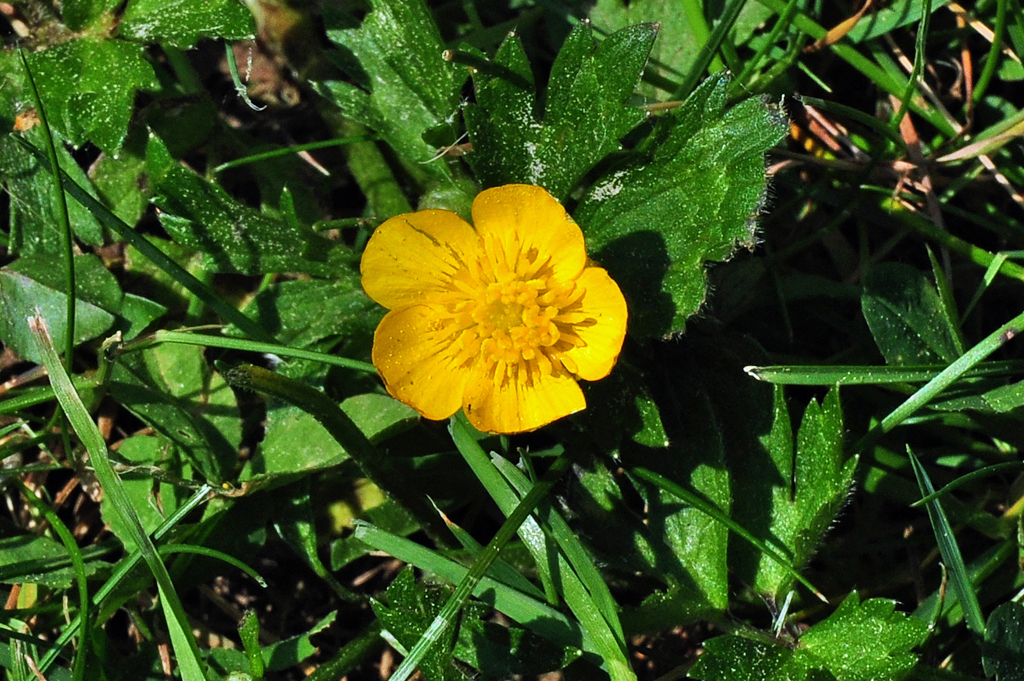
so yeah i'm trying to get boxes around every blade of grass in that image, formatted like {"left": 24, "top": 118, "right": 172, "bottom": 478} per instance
{"left": 213, "top": 135, "right": 378, "bottom": 173}
{"left": 675, "top": 0, "right": 747, "bottom": 98}
{"left": 488, "top": 453, "right": 626, "bottom": 644}
{"left": 38, "top": 484, "right": 213, "bottom": 674}
{"left": 158, "top": 545, "right": 266, "bottom": 586}
{"left": 972, "top": 0, "right": 1009, "bottom": 107}
{"left": 12, "top": 480, "right": 88, "bottom": 681}
{"left": 427, "top": 498, "right": 548, "bottom": 601}
{"left": 449, "top": 419, "right": 630, "bottom": 672}
{"left": 129, "top": 330, "right": 377, "bottom": 374}
{"left": 30, "top": 315, "right": 207, "bottom": 681}
{"left": 907, "top": 447, "right": 986, "bottom": 634}
{"left": 303, "top": 621, "right": 384, "bottom": 681}
{"left": 744, "top": 359, "right": 1024, "bottom": 384}
{"left": 911, "top": 462, "right": 1024, "bottom": 507}
{"left": 753, "top": 0, "right": 956, "bottom": 135}
{"left": 630, "top": 467, "right": 827, "bottom": 602}
{"left": 888, "top": 0, "right": 932, "bottom": 132}
{"left": 11, "top": 137, "right": 275, "bottom": 343}
{"left": 733, "top": 0, "right": 802, "bottom": 89}
{"left": 17, "top": 49, "right": 74, "bottom": 367}
{"left": 353, "top": 522, "right": 592, "bottom": 659}
{"left": 926, "top": 246, "right": 967, "bottom": 355}
{"left": 448, "top": 419, "right": 558, "bottom": 602}
{"left": 386, "top": 448, "right": 619, "bottom": 681}
{"left": 224, "top": 41, "right": 266, "bottom": 112}
{"left": 854, "top": 307, "right": 1024, "bottom": 453}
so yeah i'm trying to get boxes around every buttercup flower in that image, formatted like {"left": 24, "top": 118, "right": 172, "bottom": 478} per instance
{"left": 360, "top": 184, "right": 628, "bottom": 434}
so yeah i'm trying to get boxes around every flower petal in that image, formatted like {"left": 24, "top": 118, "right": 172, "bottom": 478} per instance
{"left": 361, "top": 210, "right": 482, "bottom": 309}
{"left": 372, "top": 304, "right": 468, "bottom": 421}
{"left": 561, "top": 266, "right": 628, "bottom": 381}
{"left": 463, "top": 363, "right": 585, "bottom": 433}
{"left": 471, "top": 185, "right": 586, "bottom": 282}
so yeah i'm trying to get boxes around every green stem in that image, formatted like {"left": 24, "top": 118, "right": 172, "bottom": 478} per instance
{"left": 972, "top": 0, "right": 1008, "bottom": 107}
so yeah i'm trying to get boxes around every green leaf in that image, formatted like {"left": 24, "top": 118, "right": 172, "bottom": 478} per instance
{"left": 371, "top": 566, "right": 463, "bottom": 681}
{"left": 798, "top": 593, "right": 928, "bottom": 681}
{"left": 464, "top": 22, "right": 658, "bottom": 200}
{"left": 315, "top": 0, "right": 460, "bottom": 177}
{"left": 146, "top": 133, "right": 349, "bottom": 276}
{"left": 862, "top": 263, "right": 961, "bottom": 365}
{"left": 575, "top": 74, "right": 787, "bottom": 336}
{"left": 262, "top": 611, "right": 337, "bottom": 671}
{"left": 26, "top": 38, "right": 158, "bottom": 153}
{"left": 0, "top": 535, "right": 102, "bottom": 589}
{"left": 691, "top": 595, "right": 927, "bottom": 681}
{"left": 456, "top": 618, "right": 581, "bottom": 678}
{"left": 244, "top": 392, "right": 417, "bottom": 483}
{"left": 236, "top": 277, "right": 382, "bottom": 348}
{"left": 0, "top": 130, "right": 105, "bottom": 254}
{"left": 984, "top": 601, "right": 1024, "bottom": 680}
{"left": 60, "top": 0, "right": 122, "bottom": 31}
{"left": 99, "top": 435, "right": 191, "bottom": 551}
{"left": 108, "top": 344, "right": 241, "bottom": 483}
{"left": 582, "top": 364, "right": 670, "bottom": 449}
{"left": 118, "top": 293, "right": 168, "bottom": 340}
{"left": 588, "top": 0, "right": 702, "bottom": 97}
{"left": 0, "top": 253, "right": 121, "bottom": 363}
{"left": 689, "top": 634, "right": 815, "bottom": 681}
{"left": 118, "top": 0, "right": 254, "bottom": 48}
{"left": 89, "top": 130, "right": 151, "bottom": 226}
{"left": 733, "top": 387, "right": 857, "bottom": 598}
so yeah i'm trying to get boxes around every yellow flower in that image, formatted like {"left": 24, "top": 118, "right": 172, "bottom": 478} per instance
{"left": 360, "top": 184, "right": 628, "bottom": 434}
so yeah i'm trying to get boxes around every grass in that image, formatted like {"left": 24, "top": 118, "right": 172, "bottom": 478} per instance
{"left": 1, "top": 1, "right": 1024, "bottom": 679}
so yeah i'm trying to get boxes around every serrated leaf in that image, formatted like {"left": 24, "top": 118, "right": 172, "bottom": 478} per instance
{"left": 464, "top": 22, "right": 657, "bottom": 200}
{"left": 118, "top": 0, "right": 254, "bottom": 48}
{"left": 108, "top": 344, "right": 241, "bottom": 483}
{"left": 692, "top": 596, "right": 926, "bottom": 681}
{"left": 798, "top": 593, "right": 928, "bottom": 681}
{"left": 314, "top": 0, "right": 460, "bottom": 179}
{"left": 862, "top": 263, "right": 961, "bottom": 365}
{"left": 575, "top": 74, "right": 787, "bottom": 336}
{"left": 583, "top": 364, "right": 670, "bottom": 449}
{"left": 984, "top": 601, "right": 1024, "bottom": 680}
{"left": 690, "top": 635, "right": 818, "bottom": 681}
{"left": 26, "top": 38, "right": 158, "bottom": 153}
{"left": 735, "top": 387, "right": 857, "bottom": 598}
{"left": 146, "top": 134, "right": 349, "bottom": 276}
{"left": 0, "top": 253, "right": 121, "bottom": 363}
{"left": 372, "top": 566, "right": 465, "bottom": 681}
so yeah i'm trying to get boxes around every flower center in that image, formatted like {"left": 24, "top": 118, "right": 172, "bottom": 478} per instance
{"left": 449, "top": 266, "right": 587, "bottom": 383}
